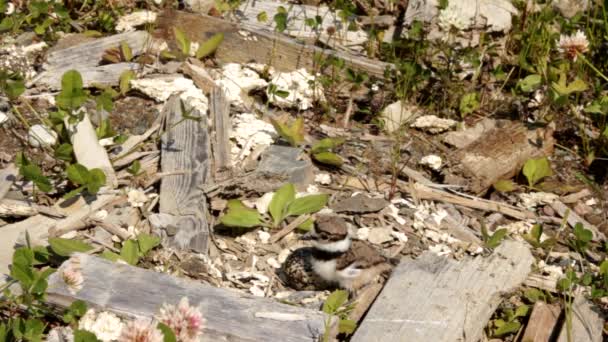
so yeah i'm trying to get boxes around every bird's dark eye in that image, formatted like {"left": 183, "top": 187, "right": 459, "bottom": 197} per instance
{"left": 319, "top": 232, "right": 329, "bottom": 240}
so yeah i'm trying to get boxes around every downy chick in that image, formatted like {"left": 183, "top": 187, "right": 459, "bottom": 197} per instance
{"left": 307, "top": 215, "right": 394, "bottom": 292}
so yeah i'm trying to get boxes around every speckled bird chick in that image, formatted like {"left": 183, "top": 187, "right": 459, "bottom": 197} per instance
{"left": 307, "top": 215, "right": 394, "bottom": 292}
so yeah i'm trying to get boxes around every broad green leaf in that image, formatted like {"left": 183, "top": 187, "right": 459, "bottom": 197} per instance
{"left": 492, "top": 179, "right": 516, "bottom": 192}
{"left": 33, "top": 246, "right": 51, "bottom": 265}
{"left": 20, "top": 164, "right": 53, "bottom": 193}
{"left": 119, "top": 70, "right": 135, "bottom": 95}
{"left": 23, "top": 319, "right": 45, "bottom": 342}
{"left": 96, "top": 89, "right": 115, "bottom": 112}
{"left": 600, "top": 260, "right": 608, "bottom": 275}
{"left": 100, "top": 250, "right": 121, "bottom": 262}
{"left": 48, "top": 238, "right": 94, "bottom": 257}
{"left": 552, "top": 73, "right": 588, "bottom": 96}
{"left": 54, "top": 143, "right": 74, "bottom": 162}
{"left": 56, "top": 70, "right": 87, "bottom": 111}
{"left": 257, "top": 11, "right": 268, "bottom": 22}
{"left": 120, "top": 240, "right": 140, "bottom": 265}
{"left": 313, "top": 152, "right": 343, "bottom": 166}
{"left": 338, "top": 319, "right": 357, "bottom": 334}
{"left": 137, "top": 233, "right": 160, "bottom": 255}
{"left": 270, "top": 117, "right": 305, "bottom": 146}
{"left": 30, "top": 270, "right": 49, "bottom": 295}
{"left": 69, "top": 300, "right": 88, "bottom": 317}
{"left": 220, "top": 200, "right": 262, "bottom": 228}
{"left": 66, "top": 164, "right": 90, "bottom": 186}
{"left": 10, "top": 262, "right": 34, "bottom": 288}
{"left": 514, "top": 305, "right": 529, "bottom": 318}
{"left": 5, "top": 78, "right": 25, "bottom": 99}
{"left": 63, "top": 186, "right": 85, "bottom": 200}
{"left": 286, "top": 194, "right": 328, "bottom": 216}
{"left": 322, "top": 289, "right": 349, "bottom": 314}
{"left": 12, "top": 247, "right": 34, "bottom": 269}
{"left": 74, "top": 329, "right": 100, "bottom": 342}
{"left": 522, "top": 157, "right": 553, "bottom": 187}
{"left": 459, "top": 92, "right": 479, "bottom": 117}
{"left": 157, "top": 322, "right": 177, "bottom": 342}
{"left": 86, "top": 168, "right": 106, "bottom": 194}
{"left": 0, "top": 323, "right": 7, "bottom": 342}
{"left": 173, "top": 27, "right": 191, "bottom": 55}
{"left": 517, "top": 74, "right": 542, "bottom": 93}
{"left": 311, "top": 137, "right": 345, "bottom": 154}
{"left": 486, "top": 228, "right": 508, "bottom": 249}
{"left": 120, "top": 41, "right": 133, "bottom": 62}
{"left": 269, "top": 183, "right": 295, "bottom": 226}
{"left": 493, "top": 321, "right": 521, "bottom": 337}
{"left": 96, "top": 118, "right": 116, "bottom": 139}
{"left": 297, "top": 217, "right": 314, "bottom": 232}
{"left": 574, "top": 222, "right": 593, "bottom": 243}
{"left": 196, "top": 33, "right": 224, "bottom": 59}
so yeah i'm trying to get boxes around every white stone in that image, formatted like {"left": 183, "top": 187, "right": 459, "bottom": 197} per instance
{"left": 267, "top": 68, "right": 323, "bottom": 110}
{"left": 130, "top": 76, "right": 208, "bottom": 116}
{"left": 230, "top": 113, "right": 277, "bottom": 161}
{"left": 314, "top": 173, "right": 331, "bottom": 185}
{"left": 250, "top": 285, "right": 266, "bottom": 297}
{"left": 391, "top": 231, "right": 409, "bottom": 243}
{"left": 28, "top": 124, "right": 58, "bottom": 147}
{"left": 22, "top": 42, "right": 48, "bottom": 54}
{"left": 428, "top": 243, "right": 452, "bottom": 256}
{"left": 419, "top": 154, "right": 443, "bottom": 170}
{"left": 381, "top": 101, "right": 418, "bottom": 133}
{"left": 257, "top": 230, "right": 271, "bottom": 244}
{"left": 411, "top": 115, "right": 457, "bottom": 134}
{"left": 367, "top": 227, "right": 394, "bottom": 245}
{"left": 0, "top": 111, "right": 8, "bottom": 126}
{"left": 116, "top": 11, "right": 157, "bottom": 32}
{"left": 518, "top": 192, "right": 559, "bottom": 209}
{"left": 357, "top": 227, "right": 370, "bottom": 241}
{"left": 215, "top": 63, "right": 268, "bottom": 105}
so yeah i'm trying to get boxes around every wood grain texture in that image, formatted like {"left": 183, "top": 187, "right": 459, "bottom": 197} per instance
{"left": 351, "top": 240, "right": 534, "bottom": 342}
{"left": 453, "top": 121, "right": 555, "bottom": 194}
{"left": 159, "top": 95, "right": 210, "bottom": 253}
{"left": 155, "top": 10, "right": 390, "bottom": 79}
{"left": 34, "top": 63, "right": 142, "bottom": 90}
{"left": 557, "top": 296, "right": 604, "bottom": 342}
{"left": 521, "top": 302, "right": 561, "bottom": 342}
{"left": 210, "top": 86, "right": 231, "bottom": 171}
{"left": 46, "top": 253, "right": 327, "bottom": 342}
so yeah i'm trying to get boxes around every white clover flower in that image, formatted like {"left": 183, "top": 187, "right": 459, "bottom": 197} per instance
{"left": 438, "top": 4, "right": 471, "bottom": 31}
{"left": 157, "top": 297, "right": 205, "bottom": 342}
{"left": 127, "top": 188, "right": 148, "bottom": 208}
{"left": 79, "top": 310, "right": 124, "bottom": 342}
{"left": 558, "top": 30, "right": 589, "bottom": 61}
{"left": 5, "top": 2, "right": 15, "bottom": 15}
{"left": 118, "top": 319, "right": 164, "bottom": 342}
{"left": 60, "top": 256, "right": 84, "bottom": 295}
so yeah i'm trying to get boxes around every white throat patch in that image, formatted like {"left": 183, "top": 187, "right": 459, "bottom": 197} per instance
{"left": 314, "top": 237, "right": 351, "bottom": 253}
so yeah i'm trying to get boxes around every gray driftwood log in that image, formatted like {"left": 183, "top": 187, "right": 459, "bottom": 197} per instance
{"left": 159, "top": 95, "right": 210, "bottom": 253}
{"left": 351, "top": 240, "right": 534, "bottom": 342}
{"left": 46, "top": 253, "right": 327, "bottom": 342}
{"left": 209, "top": 86, "right": 231, "bottom": 171}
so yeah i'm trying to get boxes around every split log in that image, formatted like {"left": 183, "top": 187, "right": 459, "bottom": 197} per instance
{"left": 46, "top": 253, "right": 328, "bottom": 342}
{"left": 557, "top": 296, "right": 603, "bottom": 342}
{"left": 209, "top": 86, "right": 231, "bottom": 171}
{"left": 0, "top": 163, "right": 17, "bottom": 200}
{"left": 450, "top": 120, "right": 555, "bottom": 194}
{"left": 155, "top": 10, "right": 390, "bottom": 79}
{"left": 159, "top": 95, "right": 211, "bottom": 253}
{"left": 521, "top": 301, "right": 561, "bottom": 342}
{"left": 351, "top": 240, "right": 534, "bottom": 341}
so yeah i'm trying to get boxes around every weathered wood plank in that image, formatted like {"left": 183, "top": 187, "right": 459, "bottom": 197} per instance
{"left": 155, "top": 10, "right": 390, "bottom": 79}
{"left": 46, "top": 253, "right": 327, "bottom": 342}
{"left": 159, "top": 95, "right": 210, "bottom": 253}
{"left": 34, "top": 63, "right": 142, "bottom": 90}
{"left": 351, "top": 240, "right": 534, "bottom": 342}
{"left": 521, "top": 301, "right": 561, "bottom": 342}
{"left": 557, "top": 296, "right": 604, "bottom": 342}
{"left": 0, "top": 163, "right": 17, "bottom": 200}
{"left": 210, "top": 86, "right": 231, "bottom": 171}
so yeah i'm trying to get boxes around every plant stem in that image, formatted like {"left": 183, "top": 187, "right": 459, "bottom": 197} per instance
{"left": 11, "top": 104, "right": 31, "bottom": 129}
{"left": 579, "top": 54, "right": 608, "bottom": 82}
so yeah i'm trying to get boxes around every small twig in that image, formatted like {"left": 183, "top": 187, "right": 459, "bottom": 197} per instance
{"left": 91, "top": 219, "right": 132, "bottom": 241}
{"left": 269, "top": 214, "right": 311, "bottom": 243}
{"left": 83, "top": 232, "right": 120, "bottom": 253}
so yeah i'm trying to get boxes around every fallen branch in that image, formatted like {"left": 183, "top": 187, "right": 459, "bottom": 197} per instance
{"left": 269, "top": 214, "right": 311, "bottom": 243}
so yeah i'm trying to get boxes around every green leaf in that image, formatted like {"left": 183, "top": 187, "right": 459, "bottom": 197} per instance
{"left": 269, "top": 183, "right": 296, "bottom": 227}
{"left": 127, "top": 160, "right": 141, "bottom": 176}
{"left": 173, "top": 27, "right": 191, "bottom": 55}
{"left": 86, "top": 169, "right": 106, "bottom": 194}
{"left": 54, "top": 144, "right": 74, "bottom": 162}
{"left": 32, "top": 246, "right": 51, "bottom": 265}
{"left": 120, "top": 240, "right": 140, "bottom": 265}
{"left": 13, "top": 247, "right": 34, "bottom": 269}
{"left": 286, "top": 194, "right": 328, "bottom": 216}
{"left": 0, "top": 323, "right": 7, "bottom": 342}
{"left": 220, "top": 200, "right": 263, "bottom": 228}
{"left": 338, "top": 319, "right": 357, "bottom": 334}
{"left": 522, "top": 157, "right": 553, "bottom": 187}
{"left": 96, "top": 118, "right": 116, "bottom": 139}
{"left": 157, "top": 323, "right": 176, "bottom": 342}
{"left": 120, "top": 41, "right": 133, "bottom": 62}
{"left": 4, "top": 78, "right": 25, "bottom": 99}
{"left": 100, "top": 250, "right": 121, "bottom": 262}
{"left": 297, "top": 217, "right": 314, "bottom": 232}
{"left": 195, "top": 33, "right": 224, "bottom": 59}
{"left": 74, "top": 329, "right": 100, "bottom": 342}
{"left": 311, "top": 138, "right": 345, "bottom": 154}
{"left": 69, "top": 300, "right": 88, "bottom": 317}
{"left": 600, "top": 260, "right": 608, "bottom": 275}
{"left": 574, "top": 222, "right": 593, "bottom": 243}
{"left": 514, "top": 305, "right": 529, "bottom": 318}
{"left": 273, "top": 8, "right": 288, "bottom": 32}
{"left": 66, "top": 164, "right": 90, "bottom": 185}
{"left": 492, "top": 179, "right": 517, "bottom": 192}
{"left": 30, "top": 270, "right": 49, "bottom": 295}
{"left": 257, "top": 11, "right": 268, "bottom": 22}
{"left": 270, "top": 117, "right": 305, "bottom": 146}
{"left": 23, "top": 319, "right": 45, "bottom": 342}
{"left": 322, "top": 289, "right": 349, "bottom": 314}
{"left": 523, "top": 288, "right": 545, "bottom": 303}
{"left": 10, "top": 261, "right": 34, "bottom": 289}
{"left": 137, "top": 233, "right": 160, "bottom": 255}
{"left": 486, "top": 228, "right": 508, "bottom": 249}
{"left": 56, "top": 70, "right": 87, "bottom": 111}
{"left": 119, "top": 70, "right": 135, "bottom": 95}
{"left": 459, "top": 92, "right": 479, "bottom": 117}
{"left": 20, "top": 164, "right": 53, "bottom": 193}
{"left": 517, "top": 74, "right": 542, "bottom": 93}
{"left": 63, "top": 186, "right": 85, "bottom": 200}
{"left": 493, "top": 321, "right": 521, "bottom": 337}
{"left": 48, "top": 238, "right": 94, "bottom": 257}
{"left": 96, "top": 89, "right": 115, "bottom": 112}
{"left": 313, "top": 152, "right": 344, "bottom": 166}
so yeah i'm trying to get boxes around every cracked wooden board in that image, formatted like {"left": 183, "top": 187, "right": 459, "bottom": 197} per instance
{"left": 46, "top": 253, "right": 328, "bottom": 342}
{"left": 351, "top": 240, "right": 534, "bottom": 342}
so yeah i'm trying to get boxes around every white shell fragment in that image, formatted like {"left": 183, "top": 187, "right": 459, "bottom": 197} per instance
{"left": 381, "top": 101, "right": 419, "bottom": 133}
{"left": 411, "top": 115, "right": 457, "bottom": 134}
{"left": 314, "top": 173, "right": 331, "bottom": 185}
{"left": 116, "top": 11, "right": 158, "bottom": 32}
{"left": 267, "top": 68, "right": 323, "bottom": 110}
{"left": 28, "top": 124, "right": 58, "bottom": 147}
{"left": 518, "top": 192, "right": 559, "bottom": 209}
{"left": 230, "top": 113, "right": 277, "bottom": 161}
{"left": 419, "top": 154, "right": 443, "bottom": 170}
{"left": 0, "top": 111, "right": 8, "bottom": 126}
{"left": 214, "top": 63, "right": 268, "bottom": 105}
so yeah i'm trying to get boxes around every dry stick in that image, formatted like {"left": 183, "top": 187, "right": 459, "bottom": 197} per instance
{"left": 269, "top": 214, "right": 311, "bottom": 243}
{"left": 47, "top": 195, "right": 118, "bottom": 237}
{"left": 91, "top": 219, "right": 132, "bottom": 241}
{"left": 83, "top": 232, "right": 120, "bottom": 253}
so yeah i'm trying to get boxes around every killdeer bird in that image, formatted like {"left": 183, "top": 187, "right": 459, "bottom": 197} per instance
{"left": 280, "top": 247, "right": 333, "bottom": 291}
{"left": 305, "top": 215, "right": 395, "bottom": 292}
